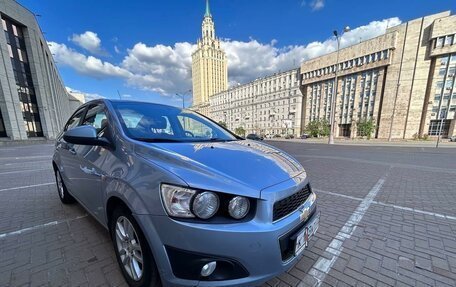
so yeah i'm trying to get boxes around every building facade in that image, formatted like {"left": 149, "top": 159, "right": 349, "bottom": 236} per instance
{"left": 209, "top": 69, "right": 303, "bottom": 136}
{"left": 300, "top": 11, "right": 456, "bottom": 139}
{"left": 191, "top": 0, "right": 227, "bottom": 107}
{"left": 0, "top": 0, "right": 80, "bottom": 141}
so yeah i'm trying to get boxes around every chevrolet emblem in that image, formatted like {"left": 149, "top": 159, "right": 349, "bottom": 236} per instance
{"left": 300, "top": 207, "right": 310, "bottom": 222}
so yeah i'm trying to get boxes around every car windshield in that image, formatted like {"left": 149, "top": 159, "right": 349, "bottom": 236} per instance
{"left": 112, "top": 101, "right": 238, "bottom": 143}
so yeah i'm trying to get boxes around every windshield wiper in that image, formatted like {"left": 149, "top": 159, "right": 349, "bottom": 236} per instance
{"left": 133, "top": 138, "right": 182, "bottom": 143}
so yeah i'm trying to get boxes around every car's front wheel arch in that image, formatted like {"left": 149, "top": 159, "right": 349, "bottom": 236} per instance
{"left": 108, "top": 200, "right": 162, "bottom": 287}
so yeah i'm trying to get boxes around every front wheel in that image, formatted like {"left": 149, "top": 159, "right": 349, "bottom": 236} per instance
{"left": 55, "top": 169, "right": 76, "bottom": 204}
{"left": 110, "top": 208, "right": 161, "bottom": 287}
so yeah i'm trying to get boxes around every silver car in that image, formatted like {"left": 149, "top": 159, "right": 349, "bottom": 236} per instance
{"left": 53, "top": 100, "right": 319, "bottom": 287}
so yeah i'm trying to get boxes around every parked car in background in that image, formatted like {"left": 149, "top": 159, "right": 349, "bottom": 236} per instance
{"left": 300, "top": 133, "right": 309, "bottom": 139}
{"left": 273, "top": 134, "right": 282, "bottom": 138}
{"left": 246, "top": 133, "right": 263, "bottom": 141}
{"left": 53, "top": 100, "right": 319, "bottom": 287}
{"left": 450, "top": 136, "right": 456, "bottom": 142}
{"left": 285, "top": 134, "right": 295, "bottom": 139}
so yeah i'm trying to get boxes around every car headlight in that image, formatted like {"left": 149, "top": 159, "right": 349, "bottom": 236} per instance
{"left": 308, "top": 192, "right": 317, "bottom": 206}
{"left": 228, "top": 196, "right": 250, "bottom": 219}
{"left": 192, "top": 192, "right": 219, "bottom": 219}
{"left": 160, "top": 184, "right": 196, "bottom": 218}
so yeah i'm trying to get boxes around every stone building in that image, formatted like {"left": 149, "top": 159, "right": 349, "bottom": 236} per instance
{"left": 0, "top": 0, "right": 82, "bottom": 141}
{"left": 300, "top": 11, "right": 456, "bottom": 139}
{"left": 191, "top": 0, "right": 228, "bottom": 106}
{"left": 209, "top": 69, "right": 303, "bottom": 137}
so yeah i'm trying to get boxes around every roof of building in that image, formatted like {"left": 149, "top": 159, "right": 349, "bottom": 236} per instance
{"left": 205, "top": 0, "right": 211, "bottom": 17}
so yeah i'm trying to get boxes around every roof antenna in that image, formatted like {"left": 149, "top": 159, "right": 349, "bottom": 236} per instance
{"left": 117, "top": 90, "right": 122, "bottom": 100}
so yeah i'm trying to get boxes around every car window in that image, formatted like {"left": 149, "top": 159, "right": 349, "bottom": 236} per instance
{"left": 112, "top": 102, "right": 237, "bottom": 143}
{"left": 82, "top": 104, "right": 107, "bottom": 133}
{"left": 178, "top": 116, "right": 214, "bottom": 138}
{"left": 64, "top": 109, "right": 85, "bottom": 131}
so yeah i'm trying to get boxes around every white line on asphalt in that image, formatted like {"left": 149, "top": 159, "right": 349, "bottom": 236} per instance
{"left": 0, "top": 155, "right": 51, "bottom": 161}
{"left": 0, "top": 168, "right": 51, "bottom": 175}
{"left": 3, "top": 160, "right": 51, "bottom": 166}
{"left": 315, "top": 189, "right": 456, "bottom": 222}
{"left": 373, "top": 201, "right": 456, "bottom": 221}
{"left": 303, "top": 174, "right": 388, "bottom": 287}
{"left": 0, "top": 214, "right": 88, "bottom": 240}
{"left": 313, "top": 189, "right": 363, "bottom": 202}
{"left": 0, "top": 182, "right": 54, "bottom": 192}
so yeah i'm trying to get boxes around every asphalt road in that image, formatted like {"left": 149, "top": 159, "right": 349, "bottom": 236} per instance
{"left": 0, "top": 142, "right": 455, "bottom": 287}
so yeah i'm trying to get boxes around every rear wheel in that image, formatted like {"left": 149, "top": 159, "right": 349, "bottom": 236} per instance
{"left": 110, "top": 207, "right": 161, "bottom": 287}
{"left": 55, "top": 169, "right": 76, "bottom": 204}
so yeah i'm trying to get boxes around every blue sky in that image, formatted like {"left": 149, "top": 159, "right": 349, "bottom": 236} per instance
{"left": 18, "top": 0, "right": 455, "bottom": 106}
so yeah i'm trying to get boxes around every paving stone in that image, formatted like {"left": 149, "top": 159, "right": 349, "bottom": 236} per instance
{"left": 3, "top": 142, "right": 456, "bottom": 287}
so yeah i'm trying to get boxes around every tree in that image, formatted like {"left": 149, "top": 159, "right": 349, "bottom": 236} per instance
{"left": 218, "top": 121, "right": 227, "bottom": 128}
{"left": 305, "top": 119, "right": 330, "bottom": 137}
{"left": 357, "top": 119, "right": 376, "bottom": 139}
{"left": 235, "top": 126, "right": 246, "bottom": 137}
{"left": 319, "top": 119, "right": 330, "bottom": 137}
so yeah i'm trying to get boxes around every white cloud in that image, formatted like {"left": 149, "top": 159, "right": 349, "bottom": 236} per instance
{"left": 114, "top": 45, "right": 121, "bottom": 54}
{"left": 309, "top": 0, "right": 324, "bottom": 11}
{"left": 66, "top": 86, "right": 105, "bottom": 101}
{"left": 51, "top": 17, "right": 401, "bottom": 96}
{"left": 49, "top": 41, "right": 131, "bottom": 79}
{"left": 222, "top": 17, "right": 401, "bottom": 84}
{"left": 70, "top": 31, "right": 108, "bottom": 56}
{"left": 121, "top": 42, "right": 196, "bottom": 94}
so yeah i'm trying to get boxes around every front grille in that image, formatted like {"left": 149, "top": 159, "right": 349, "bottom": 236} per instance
{"left": 273, "top": 184, "right": 311, "bottom": 221}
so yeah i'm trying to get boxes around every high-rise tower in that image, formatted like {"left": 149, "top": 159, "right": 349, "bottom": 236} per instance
{"left": 192, "top": 0, "right": 228, "bottom": 106}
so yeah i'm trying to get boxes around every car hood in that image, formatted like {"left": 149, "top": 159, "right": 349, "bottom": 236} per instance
{"left": 135, "top": 140, "right": 304, "bottom": 198}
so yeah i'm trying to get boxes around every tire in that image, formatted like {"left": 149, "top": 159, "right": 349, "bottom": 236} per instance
{"left": 55, "top": 169, "right": 76, "bottom": 204}
{"left": 110, "top": 207, "right": 162, "bottom": 287}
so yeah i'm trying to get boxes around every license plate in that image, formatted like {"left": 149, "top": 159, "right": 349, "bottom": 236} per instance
{"left": 294, "top": 213, "right": 320, "bottom": 255}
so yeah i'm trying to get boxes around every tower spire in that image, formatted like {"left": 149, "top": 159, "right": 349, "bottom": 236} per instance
{"left": 204, "top": 0, "right": 211, "bottom": 17}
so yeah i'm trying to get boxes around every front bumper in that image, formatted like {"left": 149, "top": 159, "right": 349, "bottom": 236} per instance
{"left": 134, "top": 197, "right": 319, "bottom": 287}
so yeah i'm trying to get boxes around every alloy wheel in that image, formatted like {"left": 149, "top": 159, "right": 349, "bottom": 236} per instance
{"left": 115, "top": 216, "right": 144, "bottom": 281}
{"left": 56, "top": 171, "right": 65, "bottom": 199}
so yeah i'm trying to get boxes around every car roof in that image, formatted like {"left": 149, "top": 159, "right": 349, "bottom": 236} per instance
{"left": 84, "top": 99, "right": 183, "bottom": 110}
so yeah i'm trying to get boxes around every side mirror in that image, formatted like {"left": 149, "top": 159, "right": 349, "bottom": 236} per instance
{"left": 63, "top": 125, "right": 110, "bottom": 146}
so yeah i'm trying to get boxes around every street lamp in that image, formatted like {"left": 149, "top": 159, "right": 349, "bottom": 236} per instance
{"left": 176, "top": 89, "right": 192, "bottom": 109}
{"left": 328, "top": 26, "right": 350, "bottom": 145}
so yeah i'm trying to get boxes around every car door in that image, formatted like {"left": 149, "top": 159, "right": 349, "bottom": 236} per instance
{"left": 57, "top": 107, "right": 87, "bottom": 194}
{"left": 70, "top": 103, "right": 110, "bottom": 220}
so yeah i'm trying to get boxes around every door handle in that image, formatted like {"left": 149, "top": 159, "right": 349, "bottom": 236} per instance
{"left": 80, "top": 165, "right": 101, "bottom": 177}
{"left": 69, "top": 148, "right": 77, "bottom": 155}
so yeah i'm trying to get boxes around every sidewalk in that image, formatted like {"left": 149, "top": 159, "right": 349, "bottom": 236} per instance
{"left": 266, "top": 137, "right": 456, "bottom": 148}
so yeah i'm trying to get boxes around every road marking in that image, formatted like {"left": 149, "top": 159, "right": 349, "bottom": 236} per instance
{"left": 0, "top": 214, "right": 88, "bottom": 240}
{"left": 303, "top": 175, "right": 388, "bottom": 287}
{"left": 294, "top": 154, "right": 456, "bottom": 174}
{"left": 0, "top": 155, "right": 51, "bottom": 161}
{"left": 313, "top": 189, "right": 363, "bottom": 202}
{"left": 0, "top": 168, "right": 51, "bottom": 175}
{"left": 0, "top": 182, "right": 54, "bottom": 192}
{"left": 3, "top": 160, "right": 51, "bottom": 166}
{"left": 373, "top": 201, "right": 456, "bottom": 221}
{"left": 316, "top": 189, "right": 456, "bottom": 221}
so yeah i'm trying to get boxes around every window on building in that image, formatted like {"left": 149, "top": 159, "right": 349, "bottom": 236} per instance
{"left": 0, "top": 100, "right": 6, "bottom": 137}
{"left": 3, "top": 16, "right": 43, "bottom": 137}
{"left": 445, "top": 35, "right": 453, "bottom": 46}
{"left": 7, "top": 44, "right": 13, "bottom": 58}
{"left": 428, "top": 120, "right": 450, "bottom": 137}
{"left": 1, "top": 18, "right": 7, "bottom": 31}
{"left": 436, "top": 37, "right": 444, "bottom": 48}
{"left": 439, "top": 68, "right": 447, "bottom": 76}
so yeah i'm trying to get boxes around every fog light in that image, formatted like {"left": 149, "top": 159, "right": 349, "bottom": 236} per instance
{"left": 201, "top": 261, "right": 217, "bottom": 277}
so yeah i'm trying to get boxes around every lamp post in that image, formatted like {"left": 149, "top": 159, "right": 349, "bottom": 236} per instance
{"left": 176, "top": 89, "right": 192, "bottom": 109}
{"left": 328, "top": 26, "right": 350, "bottom": 145}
